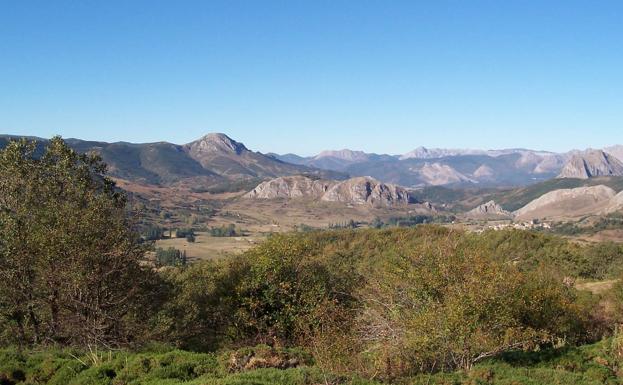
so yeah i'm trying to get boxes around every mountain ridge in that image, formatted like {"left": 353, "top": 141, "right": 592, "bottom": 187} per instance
{"left": 0, "top": 133, "right": 346, "bottom": 189}
{"left": 2, "top": 133, "right": 622, "bottom": 189}
{"left": 557, "top": 150, "right": 623, "bottom": 179}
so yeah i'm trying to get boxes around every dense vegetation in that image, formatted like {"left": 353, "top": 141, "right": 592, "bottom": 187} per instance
{"left": 155, "top": 247, "right": 188, "bottom": 267}
{"left": 3, "top": 337, "right": 623, "bottom": 384}
{"left": 2, "top": 138, "right": 623, "bottom": 384}
{"left": 371, "top": 214, "right": 456, "bottom": 228}
{"left": 209, "top": 224, "right": 239, "bottom": 237}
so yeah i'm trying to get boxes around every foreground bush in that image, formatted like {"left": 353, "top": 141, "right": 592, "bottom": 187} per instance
{"left": 152, "top": 227, "right": 602, "bottom": 378}
{"left": 2, "top": 338, "right": 623, "bottom": 385}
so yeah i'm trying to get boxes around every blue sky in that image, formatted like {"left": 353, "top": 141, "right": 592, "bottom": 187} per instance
{"left": 1, "top": 1, "right": 622, "bottom": 155}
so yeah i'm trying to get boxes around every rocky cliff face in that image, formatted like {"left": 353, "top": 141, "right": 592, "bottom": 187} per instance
{"left": 244, "top": 176, "right": 333, "bottom": 199}
{"left": 244, "top": 176, "right": 414, "bottom": 207}
{"left": 557, "top": 150, "right": 623, "bottom": 179}
{"left": 466, "top": 200, "right": 512, "bottom": 218}
{"left": 321, "top": 176, "right": 413, "bottom": 206}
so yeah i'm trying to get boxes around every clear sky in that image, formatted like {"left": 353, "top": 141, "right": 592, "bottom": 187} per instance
{"left": 1, "top": 1, "right": 622, "bottom": 155}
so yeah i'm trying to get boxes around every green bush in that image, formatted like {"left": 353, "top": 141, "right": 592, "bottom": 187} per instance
{"left": 210, "top": 224, "right": 238, "bottom": 237}
{"left": 147, "top": 227, "right": 602, "bottom": 378}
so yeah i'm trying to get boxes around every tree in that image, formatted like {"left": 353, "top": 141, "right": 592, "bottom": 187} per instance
{"left": 0, "top": 137, "right": 157, "bottom": 348}
{"left": 155, "top": 247, "right": 187, "bottom": 267}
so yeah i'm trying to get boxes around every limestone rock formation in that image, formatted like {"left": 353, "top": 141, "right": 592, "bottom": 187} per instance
{"left": 557, "top": 150, "right": 623, "bottom": 179}
{"left": 466, "top": 200, "right": 512, "bottom": 218}
{"left": 244, "top": 176, "right": 414, "bottom": 207}
{"left": 514, "top": 185, "right": 617, "bottom": 220}
{"left": 244, "top": 176, "right": 333, "bottom": 199}
{"left": 321, "top": 176, "right": 413, "bottom": 207}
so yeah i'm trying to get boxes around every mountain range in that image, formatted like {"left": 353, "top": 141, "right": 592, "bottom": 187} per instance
{"left": 0, "top": 133, "right": 345, "bottom": 189}
{"left": 272, "top": 147, "right": 623, "bottom": 187}
{"left": 1, "top": 133, "right": 622, "bottom": 190}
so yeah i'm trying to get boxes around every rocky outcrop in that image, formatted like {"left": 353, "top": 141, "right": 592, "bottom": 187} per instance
{"left": 557, "top": 150, "right": 623, "bottom": 179}
{"left": 244, "top": 176, "right": 333, "bottom": 199}
{"left": 466, "top": 200, "right": 512, "bottom": 218}
{"left": 321, "top": 177, "right": 413, "bottom": 207}
{"left": 244, "top": 176, "right": 414, "bottom": 207}
{"left": 514, "top": 185, "right": 617, "bottom": 220}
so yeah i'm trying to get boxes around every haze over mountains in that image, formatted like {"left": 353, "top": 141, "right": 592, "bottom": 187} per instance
{"left": 272, "top": 146, "right": 623, "bottom": 187}
{"left": 1, "top": 133, "right": 622, "bottom": 190}
{"left": 557, "top": 150, "right": 623, "bottom": 179}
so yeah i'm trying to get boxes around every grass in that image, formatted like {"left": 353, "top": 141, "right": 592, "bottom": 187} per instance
{"left": 2, "top": 340, "right": 622, "bottom": 385}
{"left": 155, "top": 231, "right": 261, "bottom": 261}
{"left": 576, "top": 279, "right": 620, "bottom": 294}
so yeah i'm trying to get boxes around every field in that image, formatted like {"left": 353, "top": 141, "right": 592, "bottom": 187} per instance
{"left": 152, "top": 196, "right": 439, "bottom": 260}
{"left": 155, "top": 231, "right": 261, "bottom": 261}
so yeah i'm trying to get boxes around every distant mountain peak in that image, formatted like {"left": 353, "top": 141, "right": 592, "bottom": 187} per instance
{"left": 188, "top": 133, "right": 248, "bottom": 155}
{"left": 315, "top": 149, "right": 369, "bottom": 162}
{"left": 400, "top": 147, "right": 486, "bottom": 160}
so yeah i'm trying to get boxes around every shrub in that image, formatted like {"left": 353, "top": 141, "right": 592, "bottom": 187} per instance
{"left": 210, "top": 224, "right": 238, "bottom": 237}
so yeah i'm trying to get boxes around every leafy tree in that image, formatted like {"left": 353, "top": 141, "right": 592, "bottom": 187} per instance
{"left": 175, "top": 228, "right": 195, "bottom": 238}
{"left": 210, "top": 224, "right": 237, "bottom": 237}
{"left": 155, "top": 247, "right": 187, "bottom": 267}
{"left": 0, "top": 137, "right": 157, "bottom": 347}
{"left": 143, "top": 225, "right": 165, "bottom": 241}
